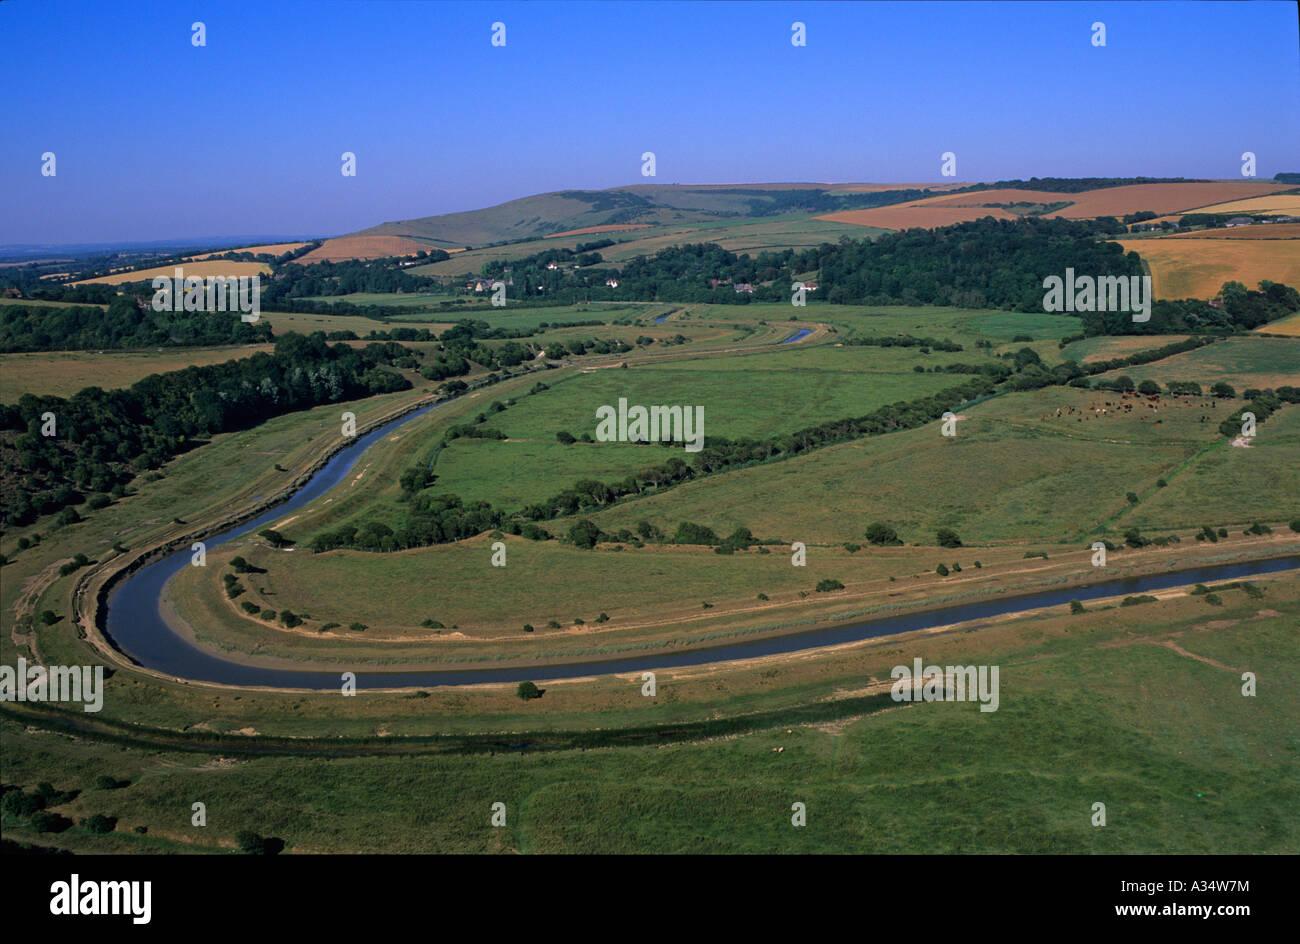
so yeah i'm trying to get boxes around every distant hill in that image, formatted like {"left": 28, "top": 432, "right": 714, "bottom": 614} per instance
{"left": 323, "top": 183, "right": 931, "bottom": 257}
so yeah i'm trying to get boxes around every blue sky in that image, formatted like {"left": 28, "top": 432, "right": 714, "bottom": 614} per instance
{"left": 2, "top": 0, "right": 1297, "bottom": 245}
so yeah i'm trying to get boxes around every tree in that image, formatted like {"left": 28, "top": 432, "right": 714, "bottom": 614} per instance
{"left": 82, "top": 813, "right": 116, "bottom": 834}
{"left": 936, "top": 528, "right": 962, "bottom": 548}
{"left": 935, "top": 563, "right": 950, "bottom": 576}
{"left": 1137, "top": 380, "right": 1160, "bottom": 395}
{"left": 516, "top": 680, "right": 541, "bottom": 700}
{"left": 1210, "top": 382, "right": 1236, "bottom": 398}
{"left": 865, "top": 522, "right": 902, "bottom": 546}
{"left": 567, "top": 519, "right": 602, "bottom": 549}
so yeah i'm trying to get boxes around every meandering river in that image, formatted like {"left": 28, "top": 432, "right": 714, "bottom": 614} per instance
{"left": 104, "top": 399, "right": 1298, "bottom": 690}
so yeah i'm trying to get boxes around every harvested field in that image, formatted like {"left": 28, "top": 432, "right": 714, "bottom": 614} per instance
{"left": 1163, "top": 222, "right": 1300, "bottom": 239}
{"left": 1120, "top": 238, "right": 1300, "bottom": 299}
{"left": 295, "top": 235, "right": 440, "bottom": 263}
{"left": 71, "top": 260, "right": 270, "bottom": 286}
{"left": 1045, "top": 182, "right": 1293, "bottom": 219}
{"left": 1180, "top": 193, "right": 1300, "bottom": 217}
{"left": 186, "top": 241, "right": 312, "bottom": 260}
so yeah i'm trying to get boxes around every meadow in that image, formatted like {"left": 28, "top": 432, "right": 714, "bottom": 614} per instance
{"left": 1117, "top": 237, "right": 1300, "bottom": 300}
{"left": 0, "top": 343, "right": 274, "bottom": 400}
{"left": 4, "top": 580, "right": 1296, "bottom": 854}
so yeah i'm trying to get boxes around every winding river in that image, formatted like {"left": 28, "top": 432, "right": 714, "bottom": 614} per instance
{"left": 104, "top": 400, "right": 1299, "bottom": 690}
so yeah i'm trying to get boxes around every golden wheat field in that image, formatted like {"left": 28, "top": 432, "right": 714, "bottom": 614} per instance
{"left": 1118, "top": 237, "right": 1300, "bottom": 299}
{"left": 71, "top": 260, "right": 271, "bottom": 286}
{"left": 1178, "top": 193, "right": 1300, "bottom": 217}
{"left": 186, "top": 241, "right": 312, "bottom": 260}
{"left": 294, "top": 234, "right": 438, "bottom": 263}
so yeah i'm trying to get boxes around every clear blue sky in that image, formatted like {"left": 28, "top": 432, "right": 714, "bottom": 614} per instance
{"left": 2, "top": 0, "right": 1297, "bottom": 245}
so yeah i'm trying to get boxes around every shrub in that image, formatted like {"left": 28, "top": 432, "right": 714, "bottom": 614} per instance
{"left": 546, "top": 620, "right": 561, "bottom": 629}
{"left": 1069, "top": 600, "right": 1085, "bottom": 615}
{"left": 1126, "top": 492, "right": 1139, "bottom": 504}
{"left": 82, "top": 814, "right": 117, "bottom": 834}
{"left": 420, "top": 619, "right": 445, "bottom": 629}
{"left": 516, "top": 681, "right": 541, "bottom": 701}
{"left": 567, "top": 519, "right": 603, "bottom": 549}
{"left": 844, "top": 543, "right": 861, "bottom": 553}
{"left": 240, "top": 601, "right": 260, "bottom": 614}
{"left": 1120, "top": 595, "right": 1157, "bottom": 607}
{"left": 673, "top": 521, "right": 720, "bottom": 545}
{"left": 39, "top": 610, "right": 58, "bottom": 626}
{"left": 815, "top": 579, "right": 845, "bottom": 592}
{"left": 348, "top": 622, "right": 366, "bottom": 632}
{"left": 1210, "top": 382, "right": 1236, "bottom": 398}
{"left": 260, "top": 609, "right": 276, "bottom": 621}
{"left": 230, "top": 556, "right": 248, "bottom": 572}
{"left": 757, "top": 593, "right": 768, "bottom": 601}
{"left": 936, "top": 528, "right": 962, "bottom": 548}
{"left": 523, "top": 624, "right": 534, "bottom": 632}
{"left": 1245, "top": 522, "right": 1271, "bottom": 535}
{"left": 280, "top": 611, "right": 301, "bottom": 628}
{"left": 935, "top": 563, "right": 950, "bottom": 576}
{"left": 1137, "top": 380, "right": 1160, "bottom": 396}
{"left": 865, "top": 522, "right": 902, "bottom": 546}
{"left": 258, "top": 528, "right": 292, "bottom": 548}
{"left": 1156, "top": 478, "right": 1167, "bottom": 488}
{"left": 1204, "top": 593, "right": 1223, "bottom": 606}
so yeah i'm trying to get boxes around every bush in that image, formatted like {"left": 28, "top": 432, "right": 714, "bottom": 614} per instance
{"left": 757, "top": 593, "right": 768, "bottom": 601}
{"left": 1204, "top": 593, "right": 1223, "bottom": 606}
{"left": 82, "top": 814, "right": 117, "bottom": 834}
{"left": 1126, "top": 492, "right": 1139, "bottom": 504}
{"left": 280, "top": 610, "right": 301, "bottom": 628}
{"left": 567, "top": 519, "right": 603, "bottom": 549}
{"left": 258, "top": 528, "right": 292, "bottom": 548}
{"left": 516, "top": 681, "right": 541, "bottom": 701}
{"left": 39, "top": 610, "right": 58, "bottom": 625}
{"left": 523, "top": 624, "right": 534, "bottom": 632}
{"left": 420, "top": 619, "right": 445, "bottom": 628}
{"left": 1069, "top": 600, "right": 1086, "bottom": 615}
{"left": 935, "top": 563, "right": 950, "bottom": 576}
{"left": 556, "top": 431, "right": 576, "bottom": 444}
{"left": 936, "top": 528, "right": 962, "bottom": 548}
{"left": 94, "top": 775, "right": 124, "bottom": 790}
{"left": 673, "top": 521, "right": 720, "bottom": 545}
{"left": 865, "top": 522, "right": 902, "bottom": 546}
{"left": 348, "top": 622, "right": 366, "bottom": 632}
{"left": 1210, "top": 382, "right": 1236, "bottom": 398}
{"left": 1156, "top": 478, "right": 1167, "bottom": 488}
{"left": 815, "top": 578, "right": 845, "bottom": 592}
{"left": 1137, "top": 380, "right": 1160, "bottom": 396}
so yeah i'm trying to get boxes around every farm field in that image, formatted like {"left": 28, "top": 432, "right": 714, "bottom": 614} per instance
{"left": 295, "top": 234, "right": 445, "bottom": 262}
{"left": 71, "top": 259, "right": 270, "bottom": 286}
{"left": 186, "top": 241, "right": 312, "bottom": 260}
{"left": 567, "top": 384, "right": 1283, "bottom": 545}
{"left": 1181, "top": 193, "right": 1300, "bottom": 217}
{"left": 1118, "top": 237, "right": 1300, "bottom": 299}
{"left": 817, "top": 181, "right": 1294, "bottom": 231}
{"left": 1164, "top": 222, "right": 1300, "bottom": 239}
{"left": 1061, "top": 334, "right": 1192, "bottom": 364}
{"left": 0, "top": 343, "right": 274, "bottom": 400}
{"left": 1095, "top": 335, "right": 1300, "bottom": 392}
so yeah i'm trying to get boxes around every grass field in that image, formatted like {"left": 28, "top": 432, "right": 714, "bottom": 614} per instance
{"left": 4, "top": 579, "right": 1297, "bottom": 853}
{"left": 1096, "top": 335, "right": 1300, "bottom": 391}
{"left": 1061, "top": 334, "right": 1192, "bottom": 363}
{"left": 0, "top": 344, "right": 275, "bottom": 400}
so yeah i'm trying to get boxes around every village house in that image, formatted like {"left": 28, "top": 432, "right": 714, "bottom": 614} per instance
{"left": 1225, "top": 216, "right": 1254, "bottom": 227}
{"left": 734, "top": 282, "right": 754, "bottom": 293}
{"left": 605, "top": 278, "right": 619, "bottom": 288}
